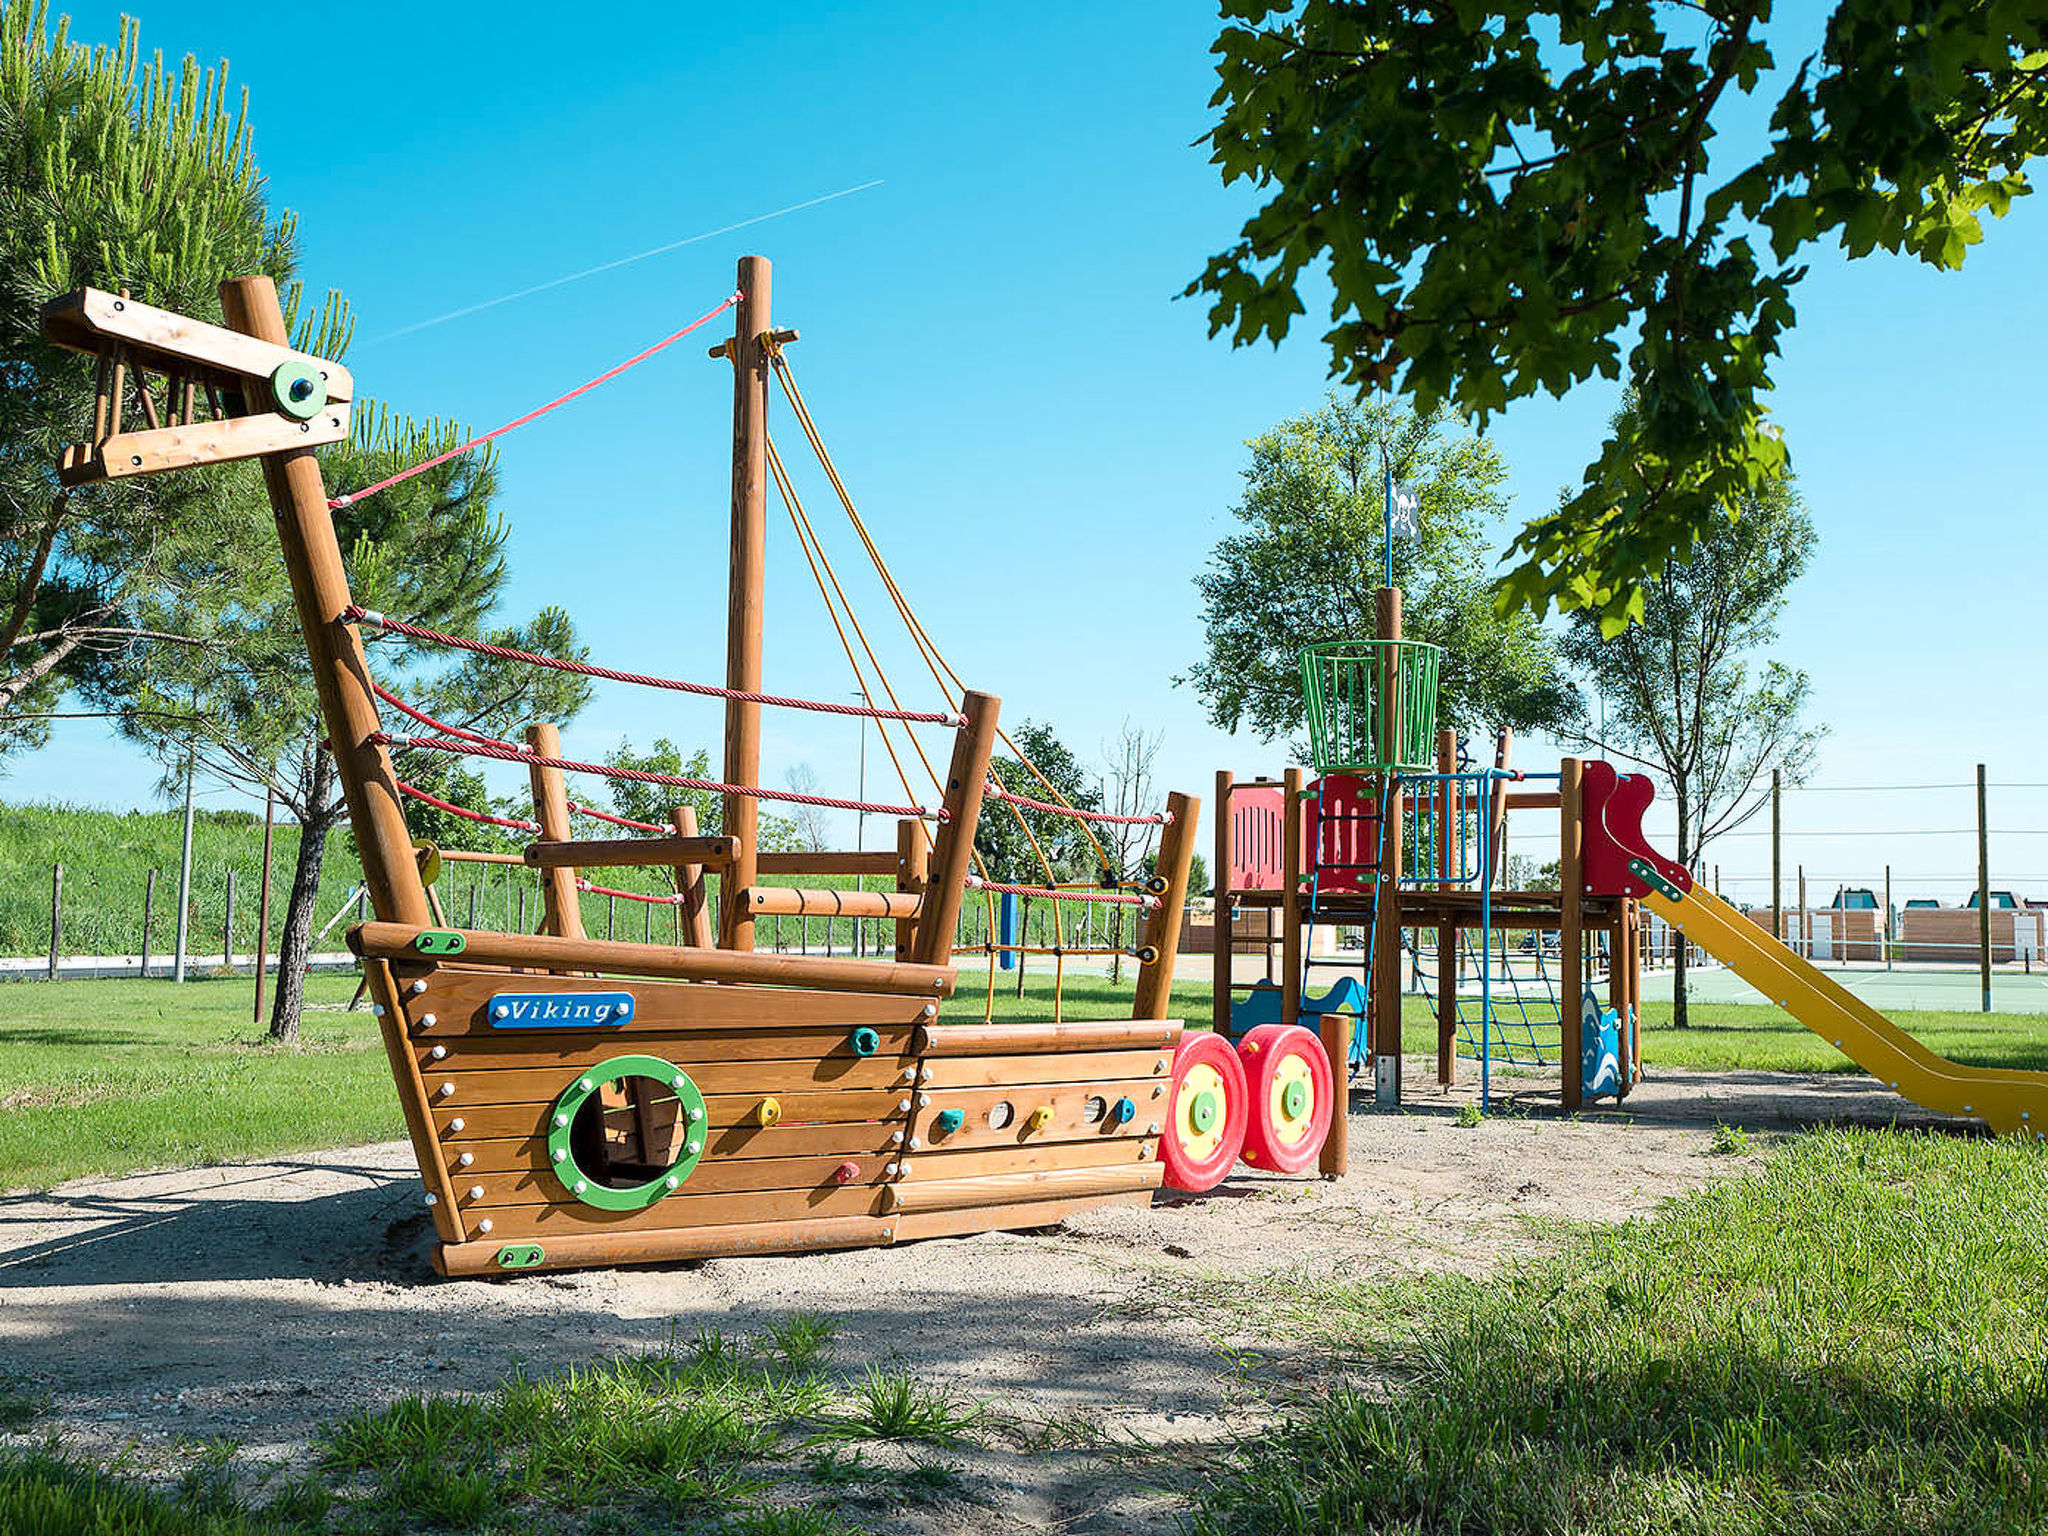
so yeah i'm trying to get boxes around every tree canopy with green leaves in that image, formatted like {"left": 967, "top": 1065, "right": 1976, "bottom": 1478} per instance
{"left": 977, "top": 721, "right": 1104, "bottom": 884}
{"left": 1184, "top": 394, "right": 1575, "bottom": 750}
{"left": 1, "top": 2, "right": 300, "bottom": 749}
{"left": 1192, "top": 1, "right": 2046, "bottom": 625}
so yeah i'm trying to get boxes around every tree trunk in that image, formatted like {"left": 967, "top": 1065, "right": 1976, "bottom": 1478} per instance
{"left": 1672, "top": 778, "right": 1691, "bottom": 1029}
{"left": 269, "top": 755, "right": 339, "bottom": 1044}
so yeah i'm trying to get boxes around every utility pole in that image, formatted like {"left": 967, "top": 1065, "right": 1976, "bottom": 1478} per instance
{"left": 1978, "top": 763, "right": 1991, "bottom": 1013}
{"left": 1770, "top": 768, "right": 1782, "bottom": 948}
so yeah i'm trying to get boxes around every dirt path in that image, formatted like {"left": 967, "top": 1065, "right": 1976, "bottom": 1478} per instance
{"left": 0, "top": 1061, "right": 1959, "bottom": 1530}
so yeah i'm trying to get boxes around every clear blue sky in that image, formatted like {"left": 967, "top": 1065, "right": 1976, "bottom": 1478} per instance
{"left": 10, "top": 1, "right": 2048, "bottom": 906}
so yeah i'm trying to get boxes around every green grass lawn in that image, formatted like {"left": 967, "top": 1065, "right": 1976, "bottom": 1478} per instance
{"left": 1190, "top": 1126, "right": 2048, "bottom": 1534}
{"left": 1388, "top": 994, "right": 2048, "bottom": 1075}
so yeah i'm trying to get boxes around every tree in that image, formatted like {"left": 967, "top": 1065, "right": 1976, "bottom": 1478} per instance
{"left": 1192, "top": 2, "right": 2045, "bottom": 626}
{"left": 1184, "top": 395, "right": 1576, "bottom": 751}
{"left": 603, "top": 736, "right": 801, "bottom": 853}
{"left": 783, "top": 761, "right": 831, "bottom": 852}
{"left": 105, "top": 406, "right": 592, "bottom": 1042}
{"left": 1558, "top": 418, "right": 1824, "bottom": 1025}
{"left": 976, "top": 720, "right": 1103, "bottom": 885}
{"left": 1, "top": 5, "right": 297, "bottom": 752}
{"left": 1097, "top": 720, "right": 1165, "bottom": 982}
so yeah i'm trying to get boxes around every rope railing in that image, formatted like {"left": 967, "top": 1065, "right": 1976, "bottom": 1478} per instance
{"left": 964, "top": 874, "right": 1159, "bottom": 909}
{"left": 329, "top": 292, "right": 742, "bottom": 511}
{"left": 346, "top": 607, "right": 966, "bottom": 726}
{"left": 375, "top": 731, "right": 943, "bottom": 821}
{"left": 985, "top": 783, "right": 1172, "bottom": 826}
{"left": 569, "top": 802, "right": 669, "bottom": 834}
{"left": 396, "top": 779, "right": 541, "bottom": 833}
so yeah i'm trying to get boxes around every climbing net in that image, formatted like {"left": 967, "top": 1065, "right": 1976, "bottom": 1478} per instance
{"left": 334, "top": 286, "right": 1180, "bottom": 1016}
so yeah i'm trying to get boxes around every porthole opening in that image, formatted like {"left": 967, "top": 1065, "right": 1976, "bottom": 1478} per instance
{"left": 987, "top": 1101, "right": 1014, "bottom": 1130}
{"left": 1081, "top": 1095, "right": 1107, "bottom": 1124}
{"left": 570, "top": 1074, "right": 684, "bottom": 1189}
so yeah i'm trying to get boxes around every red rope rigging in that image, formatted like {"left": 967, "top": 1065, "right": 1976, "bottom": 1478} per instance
{"left": 396, "top": 780, "right": 540, "bottom": 833}
{"left": 985, "top": 784, "right": 1171, "bottom": 826}
{"left": 964, "top": 875, "right": 1159, "bottom": 909}
{"left": 376, "top": 731, "right": 942, "bottom": 820}
{"left": 328, "top": 293, "right": 742, "bottom": 511}
{"left": 346, "top": 607, "right": 967, "bottom": 726}
{"left": 578, "top": 879, "right": 683, "bottom": 905}
{"left": 569, "top": 802, "right": 669, "bottom": 834}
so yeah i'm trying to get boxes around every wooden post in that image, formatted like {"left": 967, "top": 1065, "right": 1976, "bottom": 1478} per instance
{"left": 141, "top": 868, "right": 156, "bottom": 980}
{"left": 1770, "top": 768, "right": 1782, "bottom": 945}
{"left": 1213, "top": 770, "right": 1234, "bottom": 1038}
{"left": 1281, "top": 767, "right": 1305, "bottom": 1033}
{"left": 254, "top": 789, "right": 274, "bottom": 1021}
{"left": 1559, "top": 757, "right": 1585, "bottom": 1113}
{"left": 671, "top": 804, "right": 714, "bottom": 949}
{"left": 1978, "top": 762, "right": 1991, "bottom": 1012}
{"left": 914, "top": 689, "right": 1000, "bottom": 966}
{"left": 216, "top": 277, "right": 428, "bottom": 928}
{"left": 894, "top": 817, "right": 929, "bottom": 961}
{"left": 223, "top": 868, "right": 236, "bottom": 968}
{"left": 48, "top": 862, "right": 61, "bottom": 981}
{"left": 525, "top": 723, "right": 585, "bottom": 942}
{"left": 1435, "top": 727, "right": 1457, "bottom": 1088}
{"left": 1133, "top": 791, "right": 1200, "bottom": 1020}
{"left": 720, "top": 254, "right": 772, "bottom": 951}
{"left": 1372, "top": 586, "right": 1404, "bottom": 1105}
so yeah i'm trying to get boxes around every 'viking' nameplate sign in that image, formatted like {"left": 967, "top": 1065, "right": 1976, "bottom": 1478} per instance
{"left": 487, "top": 992, "right": 636, "bottom": 1028}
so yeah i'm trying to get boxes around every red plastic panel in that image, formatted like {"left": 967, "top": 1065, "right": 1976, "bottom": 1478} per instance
{"left": 1228, "top": 785, "right": 1286, "bottom": 892}
{"left": 1308, "top": 773, "right": 1380, "bottom": 895}
{"left": 1580, "top": 760, "right": 1689, "bottom": 897}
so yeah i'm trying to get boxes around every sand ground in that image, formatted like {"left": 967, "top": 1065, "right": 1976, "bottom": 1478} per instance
{"left": 0, "top": 1059, "right": 1963, "bottom": 1531}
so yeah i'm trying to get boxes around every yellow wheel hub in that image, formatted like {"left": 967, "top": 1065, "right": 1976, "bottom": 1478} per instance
{"left": 1268, "top": 1055, "right": 1316, "bottom": 1148}
{"left": 1174, "top": 1062, "right": 1229, "bottom": 1161}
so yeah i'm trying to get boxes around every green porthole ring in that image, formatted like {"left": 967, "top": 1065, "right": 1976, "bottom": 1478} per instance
{"left": 545, "top": 1054, "right": 707, "bottom": 1212}
{"left": 270, "top": 359, "right": 327, "bottom": 421}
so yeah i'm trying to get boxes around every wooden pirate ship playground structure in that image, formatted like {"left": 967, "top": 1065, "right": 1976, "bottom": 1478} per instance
{"left": 39, "top": 257, "right": 1343, "bottom": 1276}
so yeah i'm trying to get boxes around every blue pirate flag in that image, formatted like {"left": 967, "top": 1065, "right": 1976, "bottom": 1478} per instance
{"left": 1388, "top": 483, "right": 1421, "bottom": 540}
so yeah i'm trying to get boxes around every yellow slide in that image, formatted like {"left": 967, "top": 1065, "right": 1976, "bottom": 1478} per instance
{"left": 1641, "top": 878, "right": 2048, "bottom": 1138}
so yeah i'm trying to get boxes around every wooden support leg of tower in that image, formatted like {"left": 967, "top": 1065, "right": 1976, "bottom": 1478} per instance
{"left": 1213, "top": 769, "right": 1234, "bottom": 1038}
{"left": 894, "top": 818, "right": 929, "bottom": 962}
{"left": 526, "top": 723, "right": 584, "bottom": 943}
{"left": 670, "top": 804, "right": 714, "bottom": 949}
{"left": 914, "top": 690, "right": 999, "bottom": 966}
{"left": 1133, "top": 790, "right": 1199, "bottom": 1020}
{"left": 216, "top": 276, "right": 428, "bottom": 930}
{"left": 720, "top": 254, "right": 771, "bottom": 951}
{"left": 1560, "top": 758, "right": 1585, "bottom": 1114}
{"left": 1280, "top": 767, "right": 1304, "bottom": 1035}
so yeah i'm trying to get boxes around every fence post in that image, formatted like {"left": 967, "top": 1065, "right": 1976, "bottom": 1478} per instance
{"left": 48, "top": 862, "right": 62, "bottom": 981}
{"left": 224, "top": 868, "right": 237, "bottom": 969}
{"left": 1978, "top": 763, "right": 1991, "bottom": 1013}
{"left": 141, "top": 868, "right": 157, "bottom": 979}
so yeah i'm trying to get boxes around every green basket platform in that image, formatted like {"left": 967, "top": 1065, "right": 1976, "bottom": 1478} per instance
{"left": 1300, "top": 640, "right": 1442, "bottom": 774}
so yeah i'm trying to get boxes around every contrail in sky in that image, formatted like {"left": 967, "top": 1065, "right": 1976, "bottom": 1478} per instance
{"left": 372, "top": 179, "right": 885, "bottom": 342}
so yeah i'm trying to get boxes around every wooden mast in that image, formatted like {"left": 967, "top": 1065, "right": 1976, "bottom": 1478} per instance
{"left": 721, "top": 254, "right": 772, "bottom": 950}
{"left": 216, "top": 276, "right": 428, "bottom": 928}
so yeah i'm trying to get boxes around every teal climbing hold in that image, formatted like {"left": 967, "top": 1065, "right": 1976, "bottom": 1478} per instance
{"left": 1109, "top": 1097, "right": 1136, "bottom": 1125}
{"left": 848, "top": 1027, "right": 880, "bottom": 1056}
{"left": 934, "top": 1108, "right": 965, "bottom": 1135}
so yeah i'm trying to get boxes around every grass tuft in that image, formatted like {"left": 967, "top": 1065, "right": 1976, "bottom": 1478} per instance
{"left": 1707, "top": 1121, "right": 1754, "bottom": 1156}
{"left": 823, "top": 1367, "right": 980, "bottom": 1445}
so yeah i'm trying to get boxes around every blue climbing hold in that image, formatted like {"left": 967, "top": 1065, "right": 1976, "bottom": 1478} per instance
{"left": 1109, "top": 1097, "right": 1136, "bottom": 1126}
{"left": 934, "top": 1108, "right": 965, "bottom": 1135}
{"left": 848, "top": 1027, "right": 881, "bottom": 1057}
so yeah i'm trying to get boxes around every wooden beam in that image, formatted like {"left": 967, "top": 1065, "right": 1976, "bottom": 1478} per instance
{"left": 1133, "top": 790, "right": 1199, "bottom": 1020}
{"left": 1213, "top": 769, "right": 1234, "bottom": 1039}
{"left": 894, "top": 819, "right": 929, "bottom": 962}
{"left": 525, "top": 835, "right": 739, "bottom": 870}
{"left": 216, "top": 276, "right": 428, "bottom": 928}
{"left": 914, "top": 1019, "right": 1180, "bottom": 1056}
{"left": 721, "top": 254, "right": 772, "bottom": 951}
{"left": 739, "top": 886, "right": 924, "bottom": 919}
{"left": 914, "top": 690, "right": 999, "bottom": 965}
{"left": 434, "top": 1214, "right": 893, "bottom": 1275}
{"left": 349, "top": 922, "right": 956, "bottom": 998}
{"left": 525, "top": 724, "right": 583, "bottom": 941}
{"left": 671, "top": 805, "right": 714, "bottom": 949}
